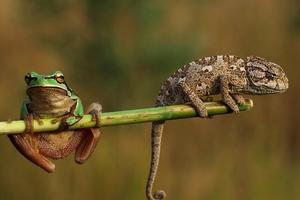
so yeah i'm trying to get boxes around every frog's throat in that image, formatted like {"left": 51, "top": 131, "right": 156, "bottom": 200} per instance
{"left": 26, "top": 87, "right": 76, "bottom": 117}
{"left": 27, "top": 86, "right": 69, "bottom": 98}
{"left": 26, "top": 85, "right": 72, "bottom": 97}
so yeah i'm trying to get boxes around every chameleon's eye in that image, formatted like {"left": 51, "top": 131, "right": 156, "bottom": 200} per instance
{"left": 248, "top": 67, "right": 266, "bottom": 80}
{"left": 255, "top": 69, "right": 266, "bottom": 79}
{"left": 266, "top": 72, "right": 276, "bottom": 80}
{"left": 55, "top": 73, "right": 65, "bottom": 84}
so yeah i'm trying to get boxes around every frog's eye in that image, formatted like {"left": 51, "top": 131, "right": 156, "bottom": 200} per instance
{"left": 55, "top": 74, "right": 65, "bottom": 84}
{"left": 25, "top": 74, "right": 31, "bottom": 84}
{"left": 24, "top": 73, "right": 36, "bottom": 84}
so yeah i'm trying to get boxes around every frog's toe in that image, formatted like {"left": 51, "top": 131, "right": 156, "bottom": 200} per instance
{"left": 75, "top": 128, "right": 101, "bottom": 164}
{"left": 75, "top": 102, "right": 102, "bottom": 164}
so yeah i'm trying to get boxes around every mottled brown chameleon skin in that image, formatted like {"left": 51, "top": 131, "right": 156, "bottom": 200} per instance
{"left": 146, "top": 55, "right": 289, "bottom": 200}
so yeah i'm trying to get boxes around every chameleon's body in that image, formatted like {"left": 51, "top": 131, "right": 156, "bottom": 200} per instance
{"left": 146, "top": 55, "right": 289, "bottom": 199}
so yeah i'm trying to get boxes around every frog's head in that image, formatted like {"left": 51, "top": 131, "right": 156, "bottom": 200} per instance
{"left": 25, "top": 71, "right": 73, "bottom": 97}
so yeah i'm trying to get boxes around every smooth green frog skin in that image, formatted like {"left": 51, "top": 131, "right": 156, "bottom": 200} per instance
{"left": 8, "top": 71, "right": 102, "bottom": 172}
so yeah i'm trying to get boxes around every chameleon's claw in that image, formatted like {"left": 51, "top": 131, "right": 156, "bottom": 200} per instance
{"left": 233, "top": 109, "right": 240, "bottom": 114}
{"left": 197, "top": 107, "right": 208, "bottom": 118}
{"left": 232, "top": 94, "right": 246, "bottom": 105}
{"left": 223, "top": 100, "right": 240, "bottom": 114}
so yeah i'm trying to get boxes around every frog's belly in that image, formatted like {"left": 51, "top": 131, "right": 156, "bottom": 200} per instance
{"left": 37, "top": 131, "right": 84, "bottom": 159}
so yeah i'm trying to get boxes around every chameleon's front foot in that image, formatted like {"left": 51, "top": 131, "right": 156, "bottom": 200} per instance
{"left": 232, "top": 94, "right": 246, "bottom": 105}
{"left": 222, "top": 96, "right": 240, "bottom": 114}
{"left": 222, "top": 94, "right": 247, "bottom": 114}
{"left": 220, "top": 76, "right": 244, "bottom": 114}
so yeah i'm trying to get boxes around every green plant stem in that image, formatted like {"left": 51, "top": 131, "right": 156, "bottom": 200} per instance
{"left": 0, "top": 99, "right": 253, "bottom": 135}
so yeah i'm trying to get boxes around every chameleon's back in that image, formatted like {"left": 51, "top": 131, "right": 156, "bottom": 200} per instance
{"left": 156, "top": 55, "right": 247, "bottom": 106}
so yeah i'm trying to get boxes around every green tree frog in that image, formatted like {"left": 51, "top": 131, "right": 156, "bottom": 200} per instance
{"left": 8, "top": 71, "right": 102, "bottom": 172}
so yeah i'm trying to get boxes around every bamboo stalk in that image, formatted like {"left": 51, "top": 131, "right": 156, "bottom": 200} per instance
{"left": 0, "top": 99, "right": 253, "bottom": 135}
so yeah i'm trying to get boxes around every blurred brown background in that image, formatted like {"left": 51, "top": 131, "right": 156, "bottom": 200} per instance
{"left": 0, "top": 0, "right": 299, "bottom": 199}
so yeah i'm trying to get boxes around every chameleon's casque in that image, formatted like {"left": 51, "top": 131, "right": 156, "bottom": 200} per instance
{"left": 146, "top": 55, "right": 288, "bottom": 200}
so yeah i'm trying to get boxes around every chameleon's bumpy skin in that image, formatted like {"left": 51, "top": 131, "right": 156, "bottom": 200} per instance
{"left": 146, "top": 55, "right": 288, "bottom": 200}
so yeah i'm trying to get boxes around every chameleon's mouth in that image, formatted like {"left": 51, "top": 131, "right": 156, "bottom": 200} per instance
{"left": 277, "top": 76, "right": 289, "bottom": 92}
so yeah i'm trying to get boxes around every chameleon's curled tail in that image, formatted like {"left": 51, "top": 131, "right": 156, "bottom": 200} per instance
{"left": 146, "top": 121, "right": 167, "bottom": 200}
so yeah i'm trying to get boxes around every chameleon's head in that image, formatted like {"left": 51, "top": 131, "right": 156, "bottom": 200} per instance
{"left": 245, "top": 56, "right": 288, "bottom": 94}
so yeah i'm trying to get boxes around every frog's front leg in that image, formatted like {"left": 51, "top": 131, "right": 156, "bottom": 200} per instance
{"left": 75, "top": 102, "right": 102, "bottom": 164}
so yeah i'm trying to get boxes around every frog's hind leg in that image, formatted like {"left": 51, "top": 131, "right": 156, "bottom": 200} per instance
{"left": 75, "top": 102, "right": 102, "bottom": 164}
{"left": 9, "top": 134, "right": 55, "bottom": 173}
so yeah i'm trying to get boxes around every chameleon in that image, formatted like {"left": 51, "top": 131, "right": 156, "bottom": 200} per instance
{"left": 146, "top": 55, "right": 289, "bottom": 200}
{"left": 8, "top": 71, "right": 102, "bottom": 172}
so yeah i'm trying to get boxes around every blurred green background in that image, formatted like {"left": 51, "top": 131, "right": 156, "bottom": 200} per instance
{"left": 0, "top": 0, "right": 299, "bottom": 199}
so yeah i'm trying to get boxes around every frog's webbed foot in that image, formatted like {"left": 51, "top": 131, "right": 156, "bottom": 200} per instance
{"left": 75, "top": 102, "right": 102, "bottom": 164}
{"left": 8, "top": 114, "right": 55, "bottom": 172}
